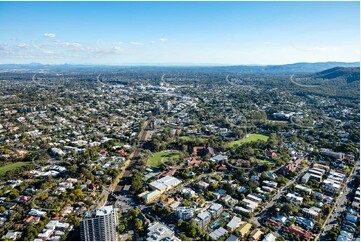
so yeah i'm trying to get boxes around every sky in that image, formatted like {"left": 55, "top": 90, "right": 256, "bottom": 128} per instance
{"left": 0, "top": 1, "right": 359, "bottom": 65}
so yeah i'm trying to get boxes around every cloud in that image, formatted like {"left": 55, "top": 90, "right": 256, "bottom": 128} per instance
{"left": 112, "top": 41, "right": 123, "bottom": 46}
{"left": 160, "top": 38, "right": 168, "bottom": 42}
{"left": 55, "top": 41, "right": 82, "bottom": 47}
{"left": 17, "top": 43, "right": 31, "bottom": 49}
{"left": 264, "top": 41, "right": 272, "bottom": 45}
{"left": 129, "top": 41, "right": 144, "bottom": 46}
{"left": 151, "top": 41, "right": 156, "bottom": 44}
{"left": 43, "top": 33, "right": 56, "bottom": 38}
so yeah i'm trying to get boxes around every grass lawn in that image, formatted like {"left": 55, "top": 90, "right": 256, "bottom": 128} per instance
{"left": 0, "top": 162, "right": 30, "bottom": 175}
{"left": 147, "top": 151, "right": 180, "bottom": 167}
{"left": 228, "top": 134, "right": 269, "bottom": 148}
{"left": 179, "top": 136, "right": 206, "bottom": 142}
{"left": 250, "top": 158, "right": 274, "bottom": 166}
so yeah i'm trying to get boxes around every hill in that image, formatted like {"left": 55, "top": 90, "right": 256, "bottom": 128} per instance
{"left": 314, "top": 67, "right": 360, "bottom": 83}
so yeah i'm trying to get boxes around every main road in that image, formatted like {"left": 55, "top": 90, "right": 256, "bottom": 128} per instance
{"left": 317, "top": 160, "right": 360, "bottom": 241}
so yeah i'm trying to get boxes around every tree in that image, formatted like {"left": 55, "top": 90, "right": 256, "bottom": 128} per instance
{"left": 189, "top": 228, "right": 197, "bottom": 238}
{"left": 131, "top": 171, "right": 143, "bottom": 193}
{"left": 119, "top": 224, "right": 125, "bottom": 233}
{"left": 134, "top": 218, "right": 143, "bottom": 231}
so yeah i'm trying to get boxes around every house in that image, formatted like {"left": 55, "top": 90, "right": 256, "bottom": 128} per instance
{"left": 302, "top": 207, "right": 321, "bottom": 219}
{"left": 209, "top": 227, "right": 228, "bottom": 240}
{"left": 262, "top": 233, "right": 276, "bottom": 241}
{"left": 175, "top": 207, "right": 195, "bottom": 221}
{"left": 249, "top": 229, "right": 264, "bottom": 241}
{"left": 296, "top": 217, "right": 314, "bottom": 230}
{"left": 265, "top": 218, "right": 282, "bottom": 227}
{"left": 295, "top": 185, "right": 312, "bottom": 195}
{"left": 238, "top": 223, "right": 252, "bottom": 237}
{"left": 226, "top": 234, "right": 240, "bottom": 241}
{"left": 241, "top": 198, "right": 259, "bottom": 212}
{"left": 223, "top": 195, "right": 238, "bottom": 207}
{"left": 284, "top": 225, "right": 312, "bottom": 240}
{"left": 2, "top": 231, "right": 22, "bottom": 240}
{"left": 198, "top": 181, "right": 210, "bottom": 191}
{"left": 210, "top": 154, "right": 228, "bottom": 163}
{"left": 247, "top": 194, "right": 263, "bottom": 203}
{"left": 208, "top": 203, "right": 223, "bottom": 218}
{"left": 23, "top": 216, "right": 41, "bottom": 224}
{"left": 226, "top": 216, "right": 243, "bottom": 231}
{"left": 195, "top": 211, "right": 211, "bottom": 228}
{"left": 262, "top": 180, "right": 277, "bottom": 188}
{"left": 301, "top": 173, "right": 311, "bottom": 183}
{"left": 286, "top": 193, "right": 303, "bottom": 204}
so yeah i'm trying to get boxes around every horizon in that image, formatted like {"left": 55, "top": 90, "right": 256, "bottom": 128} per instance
{"left": 0, "top": 1, "right": 360, "bottom": 65}
{"left": 0, "top": 60, "right": 360, "bottom": 67}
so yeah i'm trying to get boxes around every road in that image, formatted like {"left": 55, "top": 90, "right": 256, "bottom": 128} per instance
{"left": 95, "top": 120, "right": 149, "bottom": 209}
{"left": 318, "top": 160, "right": 360, "bottom": 241}
{"left": 250, "top": 165, "right": 309, "bottom": 228}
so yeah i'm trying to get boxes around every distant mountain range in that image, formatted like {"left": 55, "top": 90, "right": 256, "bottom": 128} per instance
{"left": 0, "top": 61, "right": 359, "bottom": 74}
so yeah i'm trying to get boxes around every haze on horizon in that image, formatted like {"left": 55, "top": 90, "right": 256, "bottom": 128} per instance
{"left": 0, "top": 1, "right": 359, "bottom": 65}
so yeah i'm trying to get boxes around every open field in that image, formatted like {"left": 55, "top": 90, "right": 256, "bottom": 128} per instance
{"left": 147, "top": 151, "right": 180, "bottom": 167}
{"left": 228, "top": 134, "right": 269, "bottom": 148}
{"left": 0, "top": 162, "right": 30, "bottom": 175}
{"left": 179, "top": 136, "right": 206, "bottom": 142}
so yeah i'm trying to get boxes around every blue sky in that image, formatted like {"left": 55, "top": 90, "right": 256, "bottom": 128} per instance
{"left": 0, "top": 1, "right": 359, "bottom": 65}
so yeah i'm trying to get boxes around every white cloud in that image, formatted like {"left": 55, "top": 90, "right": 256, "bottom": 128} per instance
{"left": 160, "top": 38, "right": 168, "bottom": 42}
{"left": 55, "top": 41, "right": 82, "bottom": 47}
{"left": 151, "top": 41, "right": 156, "bottom": 44}
{"left": 43, "top": 33, "right": 56, "bottom": 38}
{"left": 17, "top": 43, "right": 30, "bottom": 48}
{"left": 112, "top": 41, "right": 123, "bottom": 46}
{"left": 264, "top": 41, "right": 272, "bottom": 45}
{"left": 129, "top": 41, "right": 144, "bottom": 46}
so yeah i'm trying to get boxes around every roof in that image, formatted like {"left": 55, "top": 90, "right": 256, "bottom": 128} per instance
{"left": 95, "top": 205, "right": 115, "bottom": 216}
{"left": 239, "top": 223, "right": 252, "bottom": 235}
{"left": 227, "top": 216, "right": 243, "bottom": 230}
{"left": 197, "top": 211, "right": 211, "bottom": 220}
{"left": 209, "top": 227, "right": 228, "bottom": 240}
{"left": 149, "top": 176, "right": 181, "bottom": 191}
{"left": 226, "top": 234, "right": 240, "bottom": 241}
{"left": 262, "top": 233, "right": 276, "bottom": 241}
{"left": 250, "top": 229, "right": 264, "bottom": 240}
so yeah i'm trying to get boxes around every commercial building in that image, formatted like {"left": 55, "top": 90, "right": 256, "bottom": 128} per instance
{"left": 146, "top": 222, "right": 180, "bottom": 241}
{"left": 149, "top": 176, "right": 181, "bottom": 192}
{"left": 80, "top": 205, "right": 118, "bottom": 241}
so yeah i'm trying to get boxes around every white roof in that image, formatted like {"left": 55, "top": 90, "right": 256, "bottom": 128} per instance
{"left": 263, "top": 233, "right": 276, "bottom": 241}
{"left": 197, "top": 211, "right": 211, "bottom": 220}
{"left": 227, "top": 216, "right": 242, "bottom": 229}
